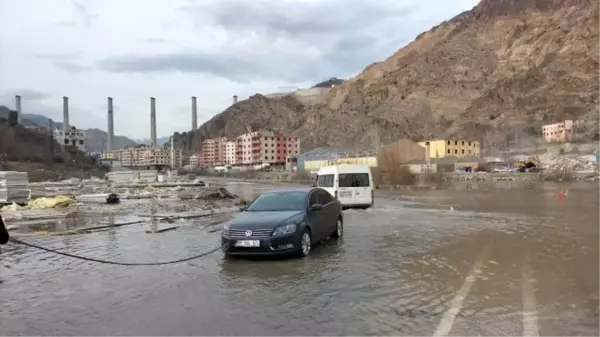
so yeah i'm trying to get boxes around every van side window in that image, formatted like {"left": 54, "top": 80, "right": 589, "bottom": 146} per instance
{"left": 338, "top": 173, "right": 370, "bottom": 187}
{"left": 317, "top": 174, "right": 334, "bottom": 187}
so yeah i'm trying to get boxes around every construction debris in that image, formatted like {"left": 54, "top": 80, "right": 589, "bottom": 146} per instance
{"left": 0, "top": 195, "right": 79, "bottom": 213}
{"left": 194, "top": 187, "right": 238, "bottom": 200}
{"left": 543, "top": 155, "right": 597, "bottom": 173}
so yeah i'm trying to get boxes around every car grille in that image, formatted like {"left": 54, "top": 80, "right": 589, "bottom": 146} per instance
{"left": 229, "top": 228, "right": 273, "bottom": 238}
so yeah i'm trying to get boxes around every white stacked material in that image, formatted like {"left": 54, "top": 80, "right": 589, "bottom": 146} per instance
{"left": 543, "top": 155, "right": 597, "bottom": 173}
{"left": 0, "top": 171, "right": 30, "bottom": 203}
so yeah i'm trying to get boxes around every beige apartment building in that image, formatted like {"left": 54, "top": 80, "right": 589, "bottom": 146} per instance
{"left": 104, "top": 146, "right": 175, "bottom": 168}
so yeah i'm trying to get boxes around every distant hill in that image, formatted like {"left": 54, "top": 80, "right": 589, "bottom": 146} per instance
{"left": 134, "top": 136, "right": 170, "bottom": 146}
{"left": 0, "top": 105, "right": 138, "bottom": 152}
{"left": 85, "top": 128, "right": 138, "bottom": 152}
{"left": 0, "top": 116, "right": 108, "bottom": 181}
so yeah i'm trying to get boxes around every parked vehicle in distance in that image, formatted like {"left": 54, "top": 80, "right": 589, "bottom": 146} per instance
{"left": 221, "top": 188, "right": 343, "bottom": 257}
{"left": 492, "top": 166, "right": 512, "bottom": 173}
{"left": 316, "top": 164, "right": 374, "bottom": 209}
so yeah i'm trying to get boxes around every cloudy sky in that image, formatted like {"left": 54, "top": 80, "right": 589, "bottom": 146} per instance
{"left": 0, "top": 0, "right": 478, "bottom": 140}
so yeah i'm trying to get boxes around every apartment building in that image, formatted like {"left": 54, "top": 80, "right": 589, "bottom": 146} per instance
{"left": 54, "top": 128, "right": 87, "bottom": 152}
{"left": 225, "top": 140, "right": 238, "bottom": 165}
{"left": 200, "top": 137, "right": 227, "bottom": 166}
{"left": 237, "top": 132, "right": 261, "bottom": 165}
{"left": 188, "top": 154, "right": 199, "bottom": 168}
{"left": 418, "top": 139, "right": 480, "bottom": 159}
{"left": 542, "top": 120, "right": 577, "bottom": 142}
{"left": 201, "top": 131, "right": 301, "bottom": 167}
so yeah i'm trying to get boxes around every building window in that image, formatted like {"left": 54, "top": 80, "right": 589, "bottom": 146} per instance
{"left": 265, "top": 156, "right": 268, "bottom": 160}
{"left": 79, "top": 140, "right": 84, "bottom": 145}
{"left": 461, "top": 149, "right": 464, "bottom": 154}
{"left": 447, "top": 149, "right": 451, "bottom": 154}
{"left": 425, "top": 141, "right": 430, "bottom": 146}
{"left": 462, "top": 141, "right": 465, "bottom": 145}
{"left": 454, "top": 149, "right": 457, "bottom": 154}
{"left": 271, "top": 156, "right": 274, "bottom": 160}
{"left": 468, "top": 141, "right": 471, "bottom": 145}
{"left": 447, "top": 140, "right": 450, "bottom": 145}
{"left": 64, "top": 139, "right": 69, "bottom": 145}
{"left": 455, "top": 141, "right": 458, "bottom": 145}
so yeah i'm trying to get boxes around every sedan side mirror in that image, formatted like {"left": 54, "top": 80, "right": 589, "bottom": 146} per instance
{"left": 309, "top": 204, "right": 323, "bottom": 211}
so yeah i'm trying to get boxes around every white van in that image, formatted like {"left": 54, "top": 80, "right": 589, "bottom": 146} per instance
{"left": 316, "top": 164, "right": 374, "bottom": 209}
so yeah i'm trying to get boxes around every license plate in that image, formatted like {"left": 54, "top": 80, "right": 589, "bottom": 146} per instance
{"left": 235, "top": 240, "right": 260, "bottom": 248}
{"left": 339, "top": 191, "right": 352, "bottom": 198}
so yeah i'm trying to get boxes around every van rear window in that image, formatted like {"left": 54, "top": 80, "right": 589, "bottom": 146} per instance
{"left": 317, "top": 174, "right": 334, "bottom": 187}
{"left": 339, "top": 173, "right": 370, "bottom": 187}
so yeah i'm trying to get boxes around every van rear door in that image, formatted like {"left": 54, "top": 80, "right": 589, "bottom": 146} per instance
{"left": 338, "top": 172, "right": 371, "bottom": 206}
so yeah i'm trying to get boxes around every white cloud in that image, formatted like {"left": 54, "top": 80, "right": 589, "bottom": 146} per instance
{"left": 0, "top": 0, "right": 478, "bottom": 139}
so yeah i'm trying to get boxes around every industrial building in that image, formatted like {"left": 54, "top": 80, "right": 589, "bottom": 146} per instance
{"left": 54, "top": 128, "right": 87, "bottom": 152}
{"left": 52, "top": 96, "right": 87, "bottom": 152}
{"left": 298, "top": 148, "right": 377, "bottom": 172}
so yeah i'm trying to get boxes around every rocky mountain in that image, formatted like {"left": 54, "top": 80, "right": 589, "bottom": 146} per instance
{"left": 0, "top": 106, "right": 138, "bottom": 152}
{"left": 175, "top": 0, "right": 599, "bottom": 153}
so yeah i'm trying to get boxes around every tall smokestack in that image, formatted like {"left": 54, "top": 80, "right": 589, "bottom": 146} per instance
{"left": 15, "top": 95, "right": 22, "bottom": 125}
{"left": 150, "top": 97, "right": 157, "bottom": 147}
{"left": 170, "top": 136, "right": 175, "bottom": 168}
{"left": 233, "top": 95, "right": 238, "bottom": 104}
{"left": 63, "top": 96, "right": 70, "bottom": 131}
{"left": 191, "top": 96, "right": 198, "bottom": 130}
{"left": 107, "top": 97, "right": 114, "bottom": 151}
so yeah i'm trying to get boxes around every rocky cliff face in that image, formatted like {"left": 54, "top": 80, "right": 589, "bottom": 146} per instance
{"left": 178, "top": 0, "right": 599, "bottom": 152}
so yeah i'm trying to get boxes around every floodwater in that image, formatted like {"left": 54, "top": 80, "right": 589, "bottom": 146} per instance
{"left": 0, "top": 182, "right": 598, "bottom": 336}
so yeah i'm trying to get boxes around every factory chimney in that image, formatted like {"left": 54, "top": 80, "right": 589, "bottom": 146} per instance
{"left": 233, "top": 95, "right": 238, "bottom": 104}
{"left": 170, "top": 136, "right": 175, "bottom": 168}
{"left": 63, "top": 96, "right": 70, "bottom": 131}
{"left": 107, "top": 97, "right": 114, "bottom": 152}
{"left": 15, "top": 95, "right": 22, "bottom": 125}
{"left": 150, "top": 97, "right": 157, "bottom": 147}
{"left": 191, "top": 96, "right": 197, "bottom": 130}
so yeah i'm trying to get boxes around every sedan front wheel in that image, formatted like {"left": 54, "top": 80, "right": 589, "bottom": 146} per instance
{"left": 299, "top": 230, "right": 312, "bottom": 257}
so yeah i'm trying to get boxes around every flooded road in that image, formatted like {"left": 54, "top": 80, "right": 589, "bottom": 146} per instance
{"left": 1, "top": 182, "right": 598, "bottom": 336}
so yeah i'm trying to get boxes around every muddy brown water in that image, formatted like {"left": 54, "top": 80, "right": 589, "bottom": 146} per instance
{"left": 0, "top": 182, "right": 597, "bottom": 336}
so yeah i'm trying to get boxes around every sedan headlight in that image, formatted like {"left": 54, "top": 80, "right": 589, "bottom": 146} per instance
{"left": 272, "top": 223, "right": 297, "bottom": 237}
{"left": 222, "top": 222, "right": 231, "bottom": 236}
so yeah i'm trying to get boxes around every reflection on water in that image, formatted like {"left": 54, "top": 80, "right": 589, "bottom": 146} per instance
{"left": 1, "top": 182, "right": 598, "bottom": 336}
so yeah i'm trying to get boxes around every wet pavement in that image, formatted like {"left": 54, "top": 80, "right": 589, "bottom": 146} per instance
{"left": 1, "top": 182, "right": 598, "bottom": 336}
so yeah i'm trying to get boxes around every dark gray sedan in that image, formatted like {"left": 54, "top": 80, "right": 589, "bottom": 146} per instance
{"left": 221, "top": 187, "right": 343, "bottom": 257}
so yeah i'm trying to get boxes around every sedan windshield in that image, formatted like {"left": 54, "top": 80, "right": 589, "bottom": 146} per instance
{"left": 246, "top": 191, "right": 307, "bottom": 212}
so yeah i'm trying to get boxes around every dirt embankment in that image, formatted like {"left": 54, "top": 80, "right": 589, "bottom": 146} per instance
{"left": 0, "top": 119, "right": 109, "bottom": 181}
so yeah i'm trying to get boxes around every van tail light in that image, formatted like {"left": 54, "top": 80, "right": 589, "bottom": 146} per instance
{"left": 334, "top": 191, "right": 338, "bottom": 199}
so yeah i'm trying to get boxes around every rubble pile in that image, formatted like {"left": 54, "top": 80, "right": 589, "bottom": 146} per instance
{"left": 543, "top": 155, "right": 597, "bottom": 173}
{"left": 194, "top": 187, "right": 238, "bottom": 200}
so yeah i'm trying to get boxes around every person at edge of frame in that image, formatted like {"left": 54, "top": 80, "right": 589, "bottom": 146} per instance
{"left": 0, "top": 214, "right": 9, "bottom": 247}
{"left": 0, "top": 214, "right": 9, "bottom": 284}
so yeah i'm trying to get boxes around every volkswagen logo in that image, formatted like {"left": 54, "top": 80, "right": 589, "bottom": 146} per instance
{"left": 245, "top": 230, "right": 253, "bottom": 237}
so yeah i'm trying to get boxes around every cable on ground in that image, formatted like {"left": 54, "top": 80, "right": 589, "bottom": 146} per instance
{"left": 8, "top": 237, "right": 221, "bottom": 266}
